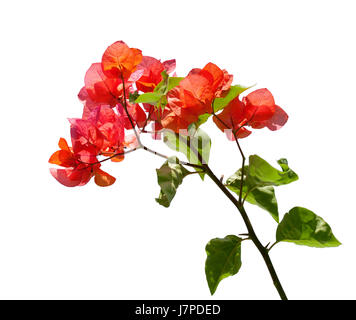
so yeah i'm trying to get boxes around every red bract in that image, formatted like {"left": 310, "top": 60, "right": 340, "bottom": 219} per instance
{"left": 161, "top": 87, "right": 198, "bottom": 133}
{"left": 161, "top": 87, "right": 200, "bottom": 132}
{"left": 213, "top": 97, "right": 252, "bottom": 140}
{"left": 160, "top": 63, "right": 232, "bottom": 133}
{"left": 180, "top": 63, "right": 232, "bottom": 113}
{"left": 78, "top": 86, "right": 107, "bottom": 119}
{"left": 49, "top": 137, "right": 78, "bottom": 168}
{"left": 117, "top": 102, "right": 147, "bottom": 129}
{"left": 102, "top": 41, "right": 142, "bottom": 79}
{"left": 142, "top": 102, "right": 165, "bottom": 130}
{"left": 136, "top": 56, "right": 176, "bottom": 93}
{"left": 243, "top": 88, "right": 276, "bottom": 127}
{"left": 69, "top": 118, "right": 104, "bottom": 153}
{"left": 83, "top": 63, "right": 124, "bottom": 106}
{"left": 261, "top": 105, "right": 289, "bottom": 131}
{"left": 217, "top": 69, "right": 234, "bottom": 97}
{"left": 213, "top": 88, "right": 288, "bottom": 140}
{"left": 49, "top": 138, "right": 115, "bottom": 187}
{"left": 70, "top": 105, "right": 125, "bottom": 158}
{"left": 242, "top": 89, "right": 288, "bottom": 130}
{"left": 179, "top": 70, "right": 214, "bottom": 114}
{"left": 199, "top": 62, "right": 232, "bottom": 98}
{"left": 86, "top": 105, "right": 125, "bottom": 152}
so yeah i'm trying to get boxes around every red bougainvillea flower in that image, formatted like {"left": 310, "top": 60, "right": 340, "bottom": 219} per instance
{"left": 179, "top": 62, "right": 233, "bottom": 112}
{"left": 160, "top": 63, "right": 232, "bottom": 133}
{"left": 242, "top": 88, "right": 276, "bottom": 127}
{"left": 161, "top": 87, "right": 203, "bottom": 132}
{"left": 135, "top": 56, "right": 176, "bottom": 93}
{"left": 82, "top": 63, "right": 124, "bottom": 106}
{"left": 117, "top": 102, "right": 147, "bottom": 129}
{"left": 49, "top": 138, "right": 115, "bottom": 187}
{"left": 85, "top": 105, "right": 125, "bottom": 152}
{"left": 69, "top": 118, "right": 104, "bottom": 154}
{"left": 199, "top": 62, "right": 233, "bottom": 99}
{"left": 213, "top": 97, "right": 252, "bottom": 140}
{"left": 242, "top": 88, "right": 288, "bottom": 130}
{"left": 102, "top": 41, "right": 142, "bottom": 79}
{"left": 78, "top": 86, "right": 108, "bottom": 119}
{"left": 213, "top": 88, "right": 288, "bottom": 140}
{"left": 70, "top": 105, "right": 125, "bottom": 157}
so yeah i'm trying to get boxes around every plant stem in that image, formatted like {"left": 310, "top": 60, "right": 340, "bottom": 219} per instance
{"left": 233, "top": 135, "right": 245, "bottom": 204}
{"left": 120, "top": 73, "right": 142, "bottom": 146}
{"left": 268, "top": 241, "right": 279, "bottom": 252}
{"left": 202, "top": 164, "right": 288, "bottom": 300}
{"left": 143, "top": 145, "right": 203, "bottom": 169}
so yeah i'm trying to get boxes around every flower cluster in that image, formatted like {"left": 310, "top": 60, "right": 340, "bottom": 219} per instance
{"left": 213, "top": 88, "right": 288, "bottom": 140}
{"left": 49, "top": 41, "right": 288, "bottom": 187}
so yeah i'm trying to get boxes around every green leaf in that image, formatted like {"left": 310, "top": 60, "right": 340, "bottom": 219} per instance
{"left": 153, "top": 71, "right": 183, "bottom": 95}
{"left": 153, "top": 71, "right": 169, "bottom": 95}
{"left": 225, "top": 167, "right": 248, "bottom": 194}
{"left": 195, "top": 113, "right": 212, "bottom": 126}
{"left": 163, "top": 124, "right": 211, "bottom": 180}
{"left": 226, "top": 167, "right": 278, "bottom": 222}
{"left": 139, "top": 72, "right": 182, "bottom": 109}
{"left": 246, "top": 186, "right": 278, "bottom": 222}
{"left": 227, "top": 174, "right": 279, "bottom": 222}
{"left": 248, "top": 155, "right": 299, "bottom": 187}
{"left": 135, "top": 92, "right": 162, "bottom": 105}
{"left": 276, "top": 207, "right": 341, "bottom": 248}
{"left": 226, "top": 156, "right": 298, "bottom": 222}
{"left": 155, "top": 156, "right": 190, "bottom": 208}
{"left": 213, "top": 84, "right": 253, "bottom": 113}
{"left": 205, "top": 235, "right": 242, "bottom": 295}
{"left": 167, "top": 77, "right": 184, "bottom": 92}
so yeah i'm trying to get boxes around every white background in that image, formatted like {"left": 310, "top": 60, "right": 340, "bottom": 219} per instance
{"left": 0, "top": 0, "right": 355, "bottom": 300}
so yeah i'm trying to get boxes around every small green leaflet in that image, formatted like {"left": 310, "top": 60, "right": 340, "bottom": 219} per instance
{"left": 276, "top": 207, "right": 341, "bottom": 248}
{"left": 155, "top": 156, "right": 190, "bottom": 208}
{"left": 163, "top": 124, "right": 211, "bottom": 180}
{"left": 135, "top": 92, "right": 162, "bottom": 105}
{"left": 195, "top": 113, "right": 212, "bottom": 127}
{"left": 205, "top": 235, "right": 242, "bottom": 295}
{"left": 154, "top": 70, "right": 184, "bottom": 95}
{"left": 167, "top": 77, "right": 184, "bottom": 92}
{"left": 153, "top": 70, "right": 170, "bottom": 95}
{"left": 135, "top": 71, "right": 183, "bottom": 108}
{"left": 213, "top": 84, "right": 254, "bottom": 113}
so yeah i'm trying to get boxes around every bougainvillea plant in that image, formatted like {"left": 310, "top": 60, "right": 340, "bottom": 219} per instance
{"left": 49, "top": 41, "right": 341, "bottom": 300}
